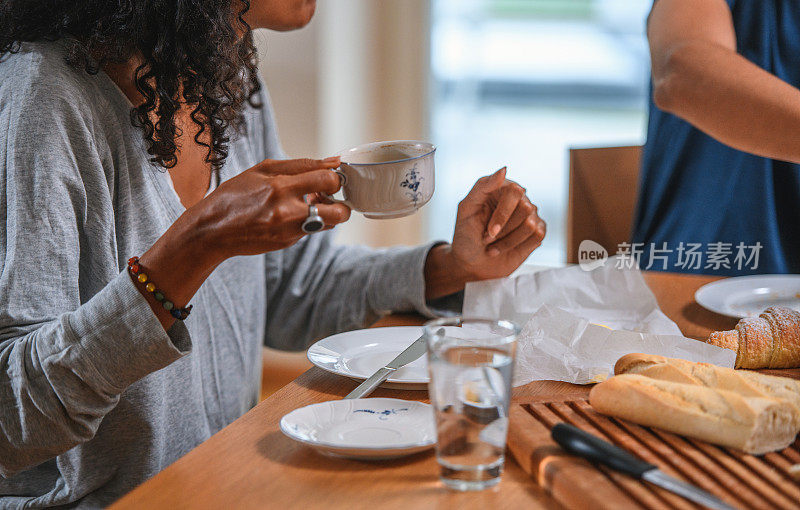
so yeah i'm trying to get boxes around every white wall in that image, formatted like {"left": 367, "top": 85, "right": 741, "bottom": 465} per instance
{"left": 255, "top": 1, "right": 432, "bottom": 247}
{"left": 252, "top": 22, "right": 320, "bottom": 159}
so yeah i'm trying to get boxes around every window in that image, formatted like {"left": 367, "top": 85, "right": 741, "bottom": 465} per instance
{"left": 428, "top": 0, "right": 652, "bottom": 264}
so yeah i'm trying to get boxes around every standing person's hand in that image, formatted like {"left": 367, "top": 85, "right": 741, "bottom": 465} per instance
{"left": 425, "top": 167, "right": 546, "bottom": 299}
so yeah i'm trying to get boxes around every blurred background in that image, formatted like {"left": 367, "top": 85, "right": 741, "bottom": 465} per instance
{"left": 255, "top": 0, "right": 654, "bottom": 396}
{"left": 255, "top": 0, "right": 652, "bottom": 265}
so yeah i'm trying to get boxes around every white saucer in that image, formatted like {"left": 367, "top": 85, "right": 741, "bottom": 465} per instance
{"left": 307, "top": 327, "right": 429, "bottom": 389}
{"left": 695, "top": 275, "right": 800, "bottom": 318}
{"left": 279, "top": 398, "right": 436, "bottom": 460}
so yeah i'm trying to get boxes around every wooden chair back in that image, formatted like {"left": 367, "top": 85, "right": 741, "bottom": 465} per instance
{"left": 567, "top": 145, "right": 642, "bottom": 264}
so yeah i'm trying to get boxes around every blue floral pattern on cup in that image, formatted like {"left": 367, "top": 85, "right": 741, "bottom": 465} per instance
{"left": 400, "top": 164, "right": 423, "bottom": 205}
{"left": 354, "top": 407, "right": 409, "bottom": 421}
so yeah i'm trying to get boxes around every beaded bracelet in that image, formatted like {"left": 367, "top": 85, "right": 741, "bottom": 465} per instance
{"left": 127, "top": 256, "right": 193, "bottom": 320}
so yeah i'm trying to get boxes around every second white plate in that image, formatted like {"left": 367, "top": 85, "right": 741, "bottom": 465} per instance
{"left": 307, "top": 326, "right": 429, "bottom": 389}
{"left": 695, "top": 274, "right": 800, "bottom": 318}
{"left": 280, "top": 398, "right": 435, "bottom": 460}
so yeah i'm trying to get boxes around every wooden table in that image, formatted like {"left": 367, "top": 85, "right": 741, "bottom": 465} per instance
{"left": 112, "top": 272, "right": 742, "bottom": 509}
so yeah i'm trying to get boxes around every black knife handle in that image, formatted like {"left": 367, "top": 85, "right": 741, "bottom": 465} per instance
{"left": 551, "top": 423, "right": 656, "bottom": 478}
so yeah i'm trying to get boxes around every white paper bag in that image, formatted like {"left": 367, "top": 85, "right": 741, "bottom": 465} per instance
{"left": 463, "top": 262, "right": 736, "bottom": 385}
{"left": 464, "top": 260, "right": 681, "bottom": 335}
{"left": 511, "top": 305, "right": 735, "bottom": 385}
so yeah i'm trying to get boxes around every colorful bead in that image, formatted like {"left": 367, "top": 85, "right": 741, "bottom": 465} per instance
{"left": 127, "top": 255, "right": 191, "bottom": 321}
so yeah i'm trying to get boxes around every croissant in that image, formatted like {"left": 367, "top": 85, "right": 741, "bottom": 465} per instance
{"left": 706, "top": 306, "right": 800, "bottom": 369}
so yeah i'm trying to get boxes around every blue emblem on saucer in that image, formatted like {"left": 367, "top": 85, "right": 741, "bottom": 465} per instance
{"left": 354, "top": 408, "right": 409, "bottom": 421}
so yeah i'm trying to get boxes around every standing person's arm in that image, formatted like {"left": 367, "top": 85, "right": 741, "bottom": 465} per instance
{"left": 649, "top": 0, "right": 800, "bottom": 163}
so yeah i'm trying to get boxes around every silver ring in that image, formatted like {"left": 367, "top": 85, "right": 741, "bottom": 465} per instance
{"left": 301, "top": 204, "right": 325, "bottom": 234}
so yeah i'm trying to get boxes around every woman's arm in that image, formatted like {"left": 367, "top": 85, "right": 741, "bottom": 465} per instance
{"left": 262, "top": 168, "right": 546, "bottom": 351}
{"left": 262, "top": 236, "right": 443, "bottom": 351}
{"left": 136, "top": 156, "right": 348, "bottom": 329}
{"left": 0, "top": 88, "right": 192, "bottom": 475}
{"left": 424, "top": 167, "right": 545, "bottom": 300}
{"left": 649, "top": 0, "right": 800, "bottom": 163}
{"left": 0, "top": 81, "right": 348, "bottom": 476}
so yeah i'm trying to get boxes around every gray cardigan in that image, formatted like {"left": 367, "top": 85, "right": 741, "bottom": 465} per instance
{"left": 0, "top": 41, "right": 451, "bottom": 508}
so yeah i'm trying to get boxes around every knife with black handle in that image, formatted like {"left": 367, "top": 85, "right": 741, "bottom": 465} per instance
{"left": 551, "top": 423, "right": 736, "bottom": 510}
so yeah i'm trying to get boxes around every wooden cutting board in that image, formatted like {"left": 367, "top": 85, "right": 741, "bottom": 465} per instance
{"left": 507, "top": 395, "right": 800, "bottom": 510}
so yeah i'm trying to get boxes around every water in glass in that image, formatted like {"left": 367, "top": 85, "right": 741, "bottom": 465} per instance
{"left": 425, "top": 319, "right": 518, "bottom": 491}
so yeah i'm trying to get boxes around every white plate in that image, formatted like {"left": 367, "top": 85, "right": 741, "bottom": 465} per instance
{"left": 695, "top": 275, "right": 800, "bottom": 318}
{"left": 279, "top": 398, "right": 436, "bottom": 460}
{"left": 307, "top": 327, "right": 429, "bottom": 389}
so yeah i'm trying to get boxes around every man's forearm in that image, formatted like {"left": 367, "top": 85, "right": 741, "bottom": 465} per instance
{"left": 653, "top": 40, "right": 800, "bottom": 164}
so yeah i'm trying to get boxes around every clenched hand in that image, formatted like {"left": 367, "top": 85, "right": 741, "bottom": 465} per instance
{"left": 425, "top": 167, "right": 546, "bottom": 299}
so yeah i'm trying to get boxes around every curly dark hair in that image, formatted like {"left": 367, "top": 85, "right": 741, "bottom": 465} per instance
{"left": 0, "top": 0, "right": 262, "bottom": 172}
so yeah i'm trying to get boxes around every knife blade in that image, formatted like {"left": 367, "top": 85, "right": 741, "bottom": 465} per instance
{"left": 343, "top": 333, "right": 427, "bottom": 399}
{"left": 551, "top": 423, "right": 736, "bottom": 510}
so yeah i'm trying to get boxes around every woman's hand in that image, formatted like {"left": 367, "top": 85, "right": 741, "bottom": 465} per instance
{"left": 451, "top": 166, "right": 546, "bottom": 277}
{"left": 191, "top": 157, "right": 351, "bottom": 264}
{"left": 425, "top": 167, "right": 546, "bottom": 299}
{"left": 137, "top": 157, "right": 350, "bottom": 327}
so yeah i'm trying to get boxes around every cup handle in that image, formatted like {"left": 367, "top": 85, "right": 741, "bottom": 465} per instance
{"left": 322, "top": 170, "right": 352, "bottom": 206}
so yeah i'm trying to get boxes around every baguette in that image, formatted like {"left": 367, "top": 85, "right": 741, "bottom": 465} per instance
{"left": 589, "top": 374, "right": 799, "bottom": 454}
{"left": 614, "top": 353, "right": 800, "bottom": 419}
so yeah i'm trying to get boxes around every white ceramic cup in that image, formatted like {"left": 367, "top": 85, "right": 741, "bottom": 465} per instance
{"left": 327, "top": 140, "right": 436, "bottom": 219}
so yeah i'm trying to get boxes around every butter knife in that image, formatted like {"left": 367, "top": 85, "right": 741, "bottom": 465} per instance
{"left": 552, "top": 423, "right": 736, "bottom": 510}
{"left": 344, "top": 333, "right": 428, "bottom": 399}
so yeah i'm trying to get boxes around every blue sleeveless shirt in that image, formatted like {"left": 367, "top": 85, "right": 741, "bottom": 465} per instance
{"left": 633, "top": 0, "right": 800, "bottom": 276}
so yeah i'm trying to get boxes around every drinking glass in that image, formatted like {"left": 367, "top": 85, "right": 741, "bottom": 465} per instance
{"left": 424, "top": 317, "right": 520, "bottom": 491}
